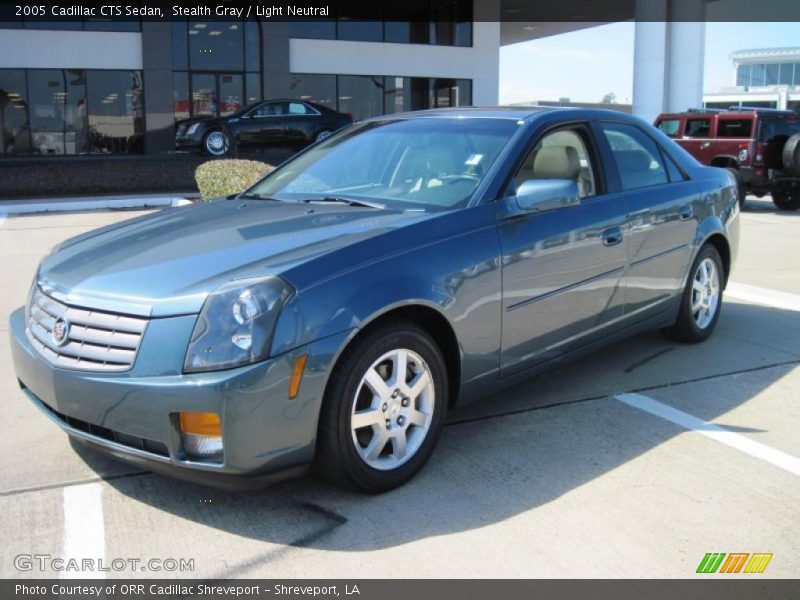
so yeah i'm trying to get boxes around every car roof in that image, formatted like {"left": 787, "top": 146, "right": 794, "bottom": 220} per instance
{"left": 366, "top": 106, "right": 643, "bottom": 124}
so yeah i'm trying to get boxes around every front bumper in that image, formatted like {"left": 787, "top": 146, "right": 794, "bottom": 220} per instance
{"left": 9, "top": 307, "right": 351, "bottom": 488}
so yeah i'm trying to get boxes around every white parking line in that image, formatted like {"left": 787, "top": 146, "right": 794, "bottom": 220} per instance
{"left": 62, "top": 483, "right": 105, "bottom": 580}
{"left": 726, "top": 282, "right": 800, "bottom": 312}
{"left": 614, "top": 393, "right": 800, "bottom": 477}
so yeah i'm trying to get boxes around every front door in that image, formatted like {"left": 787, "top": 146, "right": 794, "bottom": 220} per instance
{"left": 497, "top": 125, "right": 629, "bottom": 375}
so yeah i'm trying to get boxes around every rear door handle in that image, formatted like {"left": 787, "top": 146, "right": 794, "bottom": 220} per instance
{"left": 602, "top": 226, "right": 623, "bottom": 246}
{"left": 680, "top": 205, "right": 694, "bottom": 221}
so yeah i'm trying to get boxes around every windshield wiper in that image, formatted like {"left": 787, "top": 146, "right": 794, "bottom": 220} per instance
{"left": 302, "top": 196, "right": 385, "bottom": 209}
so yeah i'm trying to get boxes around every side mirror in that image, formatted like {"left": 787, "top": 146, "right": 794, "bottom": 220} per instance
{"left": 515, "top": 179, "right": 580, "bottom": 213}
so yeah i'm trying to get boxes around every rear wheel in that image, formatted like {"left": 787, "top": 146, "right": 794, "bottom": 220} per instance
{"left": 772, "top": 186, "right": 800, "bottom": 211}
{"left": 662, "top": 245, "right": 724, "bottom": 343}
{"left": 314, "top": 129, "right": 333, "bottom": 143}
{"left": 314, "top": 320, "right": 447, "bottom": 492}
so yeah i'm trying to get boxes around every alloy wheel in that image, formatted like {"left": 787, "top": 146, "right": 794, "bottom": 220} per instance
{"left": 350, "top": 348, "right": 435, "bottom": 471}
{"left": 691, "top": 257, "right": 720, "bottom": 330}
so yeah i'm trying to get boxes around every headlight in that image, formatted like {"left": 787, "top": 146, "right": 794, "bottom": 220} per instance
{"left": 184, "top": 276, "right": 294, "bottom": 373}
{"left": 186, "top": 123, "right": 200, "bottom": 135}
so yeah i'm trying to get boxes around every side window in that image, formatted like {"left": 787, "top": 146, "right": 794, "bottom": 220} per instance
{"left": 600, "top": 122, "right": 669, "bottom": 190}
{"left": 657, "top": 119, "right": 681, "bottom": 138}
{"left": 685, "top": 118, "right": 711, "bottom": 138}
{"left": 717, "top": 118, "right": 753, "bottom": 138}
{"left": 663, "top": 151, "right": 686, "bottom": 182}
{"left": 288, "top": 101, "right": 311, "bottom": 115}
{"left": 513, "top": 128, "right": 597, "bottom": 199}
{"left": 250, "top": 102, "right": 286, "bottom": 117}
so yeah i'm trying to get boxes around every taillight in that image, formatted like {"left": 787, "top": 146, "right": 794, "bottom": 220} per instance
{"left": 754, "top": 141, "right": 765, "bottom": 164}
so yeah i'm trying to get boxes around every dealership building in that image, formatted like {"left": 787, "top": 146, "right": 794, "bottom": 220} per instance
{"left": 0, "top": 1, "right": 500, "bottom": 158}
{"left": 0, "top": 0, "right": 756, "bottom": 163}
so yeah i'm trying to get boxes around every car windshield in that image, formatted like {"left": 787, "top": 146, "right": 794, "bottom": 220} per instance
{"left": 246, "top": 117, "right": 522, "bottom": 211}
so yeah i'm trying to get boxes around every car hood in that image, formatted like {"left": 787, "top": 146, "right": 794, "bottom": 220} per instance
{"left": 38, "top": 200, "right": 430, "bottom": 317}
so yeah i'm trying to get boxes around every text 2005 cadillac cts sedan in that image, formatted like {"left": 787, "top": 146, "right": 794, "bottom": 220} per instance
{"left": 10, "top": 108, "right": 739, "bottom": 492}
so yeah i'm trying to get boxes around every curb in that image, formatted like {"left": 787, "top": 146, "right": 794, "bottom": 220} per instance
{"left": 0, "top": 194, "right": 198, "bottom": 216}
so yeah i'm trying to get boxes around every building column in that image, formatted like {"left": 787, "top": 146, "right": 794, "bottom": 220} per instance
{"left": 632, "top": 0, "right": 706, "bottom": 122}
{"left": 141, "top": 22, "right": 175, "bottom": 155}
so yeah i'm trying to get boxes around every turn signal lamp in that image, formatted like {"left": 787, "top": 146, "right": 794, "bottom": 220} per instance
{"left": 179, "top": 412, "right": 223, "bottom": 461}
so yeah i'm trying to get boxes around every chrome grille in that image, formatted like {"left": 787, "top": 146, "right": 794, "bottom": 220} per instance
{"left": 26, "top": 288, "right": 148, "bottom": 372}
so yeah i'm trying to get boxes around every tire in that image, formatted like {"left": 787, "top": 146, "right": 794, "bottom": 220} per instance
{"left": 314, "top": 129, "right": 333, "bottom": 143}
{"left": 203, "top": 130, "right": 230, "bottom": 156}
{"left": 661, "top": 245, "right": 724, "bottom": 344}
{"left": 314, "top": 320, "right": 448, "bottom": 492}
{"left": 772, "top": 186, "right": 800, "bottom": 211}
{"left": 725, "top": 167, "right": 746, "bottom": 209}
{"left": 781, "top": 133, "right": 800, "bottom": 176}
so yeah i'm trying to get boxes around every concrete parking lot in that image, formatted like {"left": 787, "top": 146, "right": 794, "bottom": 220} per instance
{"left": 1, "top": 197, "right": 798, "bottom": 579}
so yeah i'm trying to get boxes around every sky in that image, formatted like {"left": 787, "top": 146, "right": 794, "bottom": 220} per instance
{"left": 499, "top": 21, "right": 800, "bottom": 105}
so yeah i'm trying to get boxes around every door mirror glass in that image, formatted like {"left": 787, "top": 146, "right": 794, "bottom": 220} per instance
{"left": 515, "top": 179, "right": 580, "bottom": 213}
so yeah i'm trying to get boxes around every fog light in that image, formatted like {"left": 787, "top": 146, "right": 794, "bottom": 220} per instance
{"left": 179, "top": 412, "right": 223, "bottom": 461}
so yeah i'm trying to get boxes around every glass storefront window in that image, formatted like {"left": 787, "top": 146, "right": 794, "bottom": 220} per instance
{"left": 245, "top": 73, "right": 262, "bottom": 106}
{"left": 736, "top": 64, "right": 751, "bottom": 87}
{"left": 289, "top": 21, "right": 336, "bottom": 39}
{"left": 219, "top": 74, "right": 243, "bottom": 116}
{"left": 337, "top": 20, "right": 383, "bottom": 42}
{"left": 765, "top": 63, "right": 779, "bottom": 86}
{"left": 28, "top": 69, "right": 69, "bottom": 155}
{"left": 750, "top": 64, "right": 766, "bottom": 86}
{"left": 173, "top": 72, "right": 190, "bottom": 121}
{"left": 191, "top": 74, "right": 216, "bottom": 117}
{"left": 87, "top": 70, "right": 143, "bottom": 153}
{"left": 338, "top": 75, "right": 384, "bottom": 121}
{"left": 172, "top": 21, "right": 189, "bottom": 70}
{"left": 288, "top": 73, "right": 337, "bottom": 110}
{"left": 189, "top": 21, "right": 244, "bottom": 71}
{"left": 245, "top": 21, "right": 261, "bottom": 72}
{"left": 0, "top": 69, "right": 31, "bottom": 155}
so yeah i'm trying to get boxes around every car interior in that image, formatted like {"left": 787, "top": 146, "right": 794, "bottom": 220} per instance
{"left": 514, "top": 129, "right": 596, "bottom": 198}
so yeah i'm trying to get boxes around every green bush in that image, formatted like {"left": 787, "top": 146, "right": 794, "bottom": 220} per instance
{"left": 194, "top": 159, "right": 274, "bottom": 201}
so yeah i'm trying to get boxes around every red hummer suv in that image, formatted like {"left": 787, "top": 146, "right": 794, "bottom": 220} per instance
{"left": 654, "top": 108, "right": 800, "bottom": 211}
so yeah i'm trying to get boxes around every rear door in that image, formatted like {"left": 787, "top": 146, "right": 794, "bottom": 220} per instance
{"left": 715, "top": 117, "right": 753, "bottom": 166}
{"left": 596, "top": 121, "right": 697, "bottom": 319}
{"left": 496, "top": 124, "right": 629, "bottom": 374}
{"left": 681, "top": 116, "right": 714, "bottom": 164}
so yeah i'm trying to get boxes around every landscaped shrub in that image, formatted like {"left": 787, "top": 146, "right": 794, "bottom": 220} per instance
{"left": 194, "top": 159, "right": 274, "bottom": 201}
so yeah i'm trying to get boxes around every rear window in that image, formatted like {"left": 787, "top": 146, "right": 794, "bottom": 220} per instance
{"left": 717, "top": 119, "right": 753, "bottom": 138}
{"left": 759, "top": 117, "right": 800, "bottom": 140}
{"left": 657, "top": 119, "right": 681, "bottom": 138}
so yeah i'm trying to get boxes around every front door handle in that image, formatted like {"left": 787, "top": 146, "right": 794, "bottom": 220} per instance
{"left": 680, "top": 205, "right": 694, "bottom": 221}
{"left": 602, "top": 226, "right": 623, "bottom": 246}
{"left": 700, "top": 142, "right": 711, "bottom": 149}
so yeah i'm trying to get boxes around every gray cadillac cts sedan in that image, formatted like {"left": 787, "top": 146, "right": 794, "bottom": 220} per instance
{"left": 10, "top": 107, "right": 739, "bottom": 492}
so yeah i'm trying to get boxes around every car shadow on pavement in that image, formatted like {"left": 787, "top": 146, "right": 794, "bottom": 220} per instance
{"left": 79, "top": 300, "right": 798, "bottom": 571}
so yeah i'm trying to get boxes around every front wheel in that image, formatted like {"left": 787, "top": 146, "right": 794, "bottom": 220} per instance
{"left": 203, "top": 130, "right": 230, "bottom": 156}
{"left": 314, "top": 321, "right": 448, "bottom": 492}
{"left": 772, "top": 186, "right": 800, "bottom": 211}
{"left": 662, "top": 245, "right": 724, "bottom": 343}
